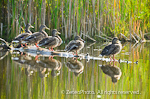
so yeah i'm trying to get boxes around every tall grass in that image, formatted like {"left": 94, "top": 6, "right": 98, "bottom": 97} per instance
{"left": 0, "top": 0, "right": 149, "bottom": 41}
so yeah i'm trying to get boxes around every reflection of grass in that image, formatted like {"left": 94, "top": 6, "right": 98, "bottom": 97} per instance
{"left": 0, "top": 0, "right": 149, "bottom": 41}
{"left": 0, "top": 43, "right": 149, "bottom": 98}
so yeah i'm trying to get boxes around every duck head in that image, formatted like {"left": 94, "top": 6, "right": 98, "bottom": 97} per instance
{"left": 25, "top": 23, "right": 34, "bottom": 33}
{"left": 74, "top": 36, "right": 85, "bottom": 42}
{"left": 112, "top": 77, "right": 118, "bottom": 83}
{"left": 52, "top": 29, "right": 61, "bottom": 37}
{"left": 39, "top": 25, "right": 50, "bottom": 32}
{"left": 26, "top": 23, "right": 34, "bottom": 29}
{"left": 112, "top": 37, "right": 120, "bottom": 44}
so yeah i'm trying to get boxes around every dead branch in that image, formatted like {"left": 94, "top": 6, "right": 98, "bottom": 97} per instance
{"left": 95, "top": 35, "right": 111, "bottom": 41}
{"left": 131, "top": 34, "right": 138, "bottom": 43}
{"left": 81, "top": 33, "right": 96, "bottom": 42}
{"left": 134, "top": 33, "right": 141, "bottom": 40}
{"left": 120, "top": 33, "right": 130, "bottom": 41}
{"left": 0, "top": 38, "right": 9, "bottom": 46}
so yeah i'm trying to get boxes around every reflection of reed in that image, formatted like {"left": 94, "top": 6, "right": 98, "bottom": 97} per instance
{"left": 65, "top": 60, "right": 84, "bottom": 76}
{"left": 100, "top": 64, "right": 122, "bottom": 83}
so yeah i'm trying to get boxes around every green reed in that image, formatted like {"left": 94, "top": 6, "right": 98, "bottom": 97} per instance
{"left": 0, "top": 0, "right": 149, "bottom": 41}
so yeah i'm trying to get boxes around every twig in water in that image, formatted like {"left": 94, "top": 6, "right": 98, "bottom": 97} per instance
{"left": 86, "top": 42, "right": 96, "bottom": 48}
{"left": 81, "top": 33, "right": 96, "bottom": 42}
{"left": 131, "top": 34, "right": 138, "bottom": 43}
{"left": 93, "top": 25, "right": 113, "bottom": 40}
{"left": 131, "top": 42, "right": 138, "bottom": 49}
{"left": 120, "top": 33, "right": 130, "bottom": 41}
{"left": 96, "top": 35, "right": 111, "bottom": 41}
{"left": 144, "top": 32, "right": 150, "bottom": 35}
{"left": 0, "top": 38, "right": 9, "bottom": 46}
{"left": 134, "top": 33, "right": 141, "bottom": 40}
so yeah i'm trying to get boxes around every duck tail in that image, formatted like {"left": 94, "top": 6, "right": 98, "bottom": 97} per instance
{"left": 21, "top": 40, "right": 27, "bottom": 44}
{"left": 99, "top": 54, "right": 103, "bottom": 57}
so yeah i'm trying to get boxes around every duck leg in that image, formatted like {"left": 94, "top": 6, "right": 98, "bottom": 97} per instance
{"left": 51, "top": 47, "right": 54, "bottom": 51}
{"left": 113, "top": 61, "right": 115, "bottom": 66}
{"left": 76, "top": 50, "right": 78, "bottom": 56}
{"left": 49, "top": 47, "right": 52, "bottom": 51}
{"left": 25, "top": 43, "right": 27, "bottom": 47}
{"left": 76, "top": 57, "right": 77, "bottom": 61}
{"left": 21, "top": 44, "right": 24, "bottom": 47}
{"left": 35, "top": 55, "right": 39, "bottom": 60}
{"left": 21, "top": 52, "right": 23, "bottom": 55}
{"left": 72, "top": 52, "right": 74, "bottom": 55}
{"left": 35, "top": 43, "right": 39, "bottom": 48}
{"left": 49, "top": 56, "right": 52, "bottom": 59}
{"left": 113, "top": 55, "right": 114, "bottom": 61}
{"left": 49, "top": 55, "right": 54, "bottom": 59}
{"left": 113, "top": 55, "right": 116, "bottom": 61}
{"left": 109, "top": 56, "right": 112, "bottom": 62}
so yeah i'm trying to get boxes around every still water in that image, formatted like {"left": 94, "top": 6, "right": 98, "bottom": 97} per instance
{"left": 0, "top": 42, "right": 149, "bottom": 99}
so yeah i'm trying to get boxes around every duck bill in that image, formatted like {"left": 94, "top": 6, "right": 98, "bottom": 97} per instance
{"left": 57, "top": 32, "right": 61, "bottom": 35}
{"left": 116, "top": 40, "right": 120, "bottom": 44}
{"left": 45, "top": 27, "right": 50, "bottom": 30}
{"left": 80, "top": 38, "right": 85, "bottom": 43}
{"left": 30, "top": 25, "right": 34, "bottom": 28}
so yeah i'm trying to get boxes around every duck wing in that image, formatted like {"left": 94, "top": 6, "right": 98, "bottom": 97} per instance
{"left": 25, "top": 32, "right": 40, "bottom": 40}
{"left": 101, "top": 44, "right": 120, "bottom": 56}
{"left": 101, "top": 44, "right": 112, "bottom": 56}
{"left": 66, "top": 41, "right": 80, "bottom": 52}
{"left": 13, "top": 33, "right": 30, "bottom": 41}
{"left": 65, "top": 40, "right": 76, "bottom": 51}
{"left": 24, "top": 32, "right": 45, "bottom": 43}
{"left": 38, "top": 37, "right": 50, "bottom": 46}
{"left": 38, "top": 36, "right": 57, "bottom": 47}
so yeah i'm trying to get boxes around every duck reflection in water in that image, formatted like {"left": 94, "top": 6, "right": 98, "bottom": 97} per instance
{"left": 12, "top": 52, "right": 39, "bottom": 76}
{"left": 12, "top": 52, "right": 62, "bottom": 77}
{"left": 37, "top": 57, "right": 62, "bottom": 77}
{"left": 65, "top": 59, "right": 84, "bottom": 76}
{"left": 100, "top": 64, "right": 122, "bottom": 83}
{"left": 12, "top": 52, "right": 36, "bottom": 66}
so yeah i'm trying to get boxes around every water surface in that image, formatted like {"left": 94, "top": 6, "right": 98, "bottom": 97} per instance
{"left": 0, "top": 42, "right": 149, "bottom": 99}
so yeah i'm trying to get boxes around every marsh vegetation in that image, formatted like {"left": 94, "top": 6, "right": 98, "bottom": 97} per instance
{"left": 0, "top": 0, "right": 149, "bottom": 42}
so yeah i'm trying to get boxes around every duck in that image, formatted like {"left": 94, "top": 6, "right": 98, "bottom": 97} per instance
{"left": 37, "top": 58, "right": 62, "bottom": 77}
{"left": 100, "top": 37, "right": 122, "bottom": 61}
{"left": 38, "top": 29, "right": 62, "bottom": 51}
{"left": 100, "top": 64, "right": 122, "bottom": 83}
{"left": 65, "top": 60, "right": 84, "bottom": 76}
{"left": 22, "top": 25, "right": 50, "bottom": 47}
{"left": 12, "top": 23, "right": 34, "bottom": 46}
{"left": 65, "top": 36, "right": 84, "bottom": 55}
